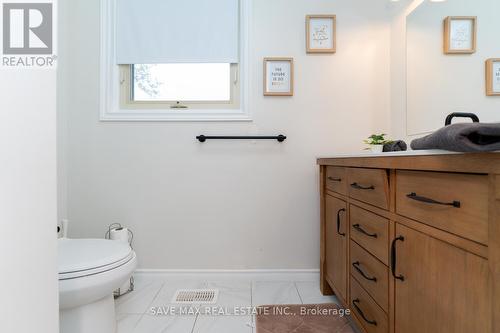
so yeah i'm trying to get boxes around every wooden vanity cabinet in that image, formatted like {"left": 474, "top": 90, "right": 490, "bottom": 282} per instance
{"left": 325, "top": 195, "right": 348, "bottom": 304}
{"left": 393, "top": 224, "right": 490, "bottom": 333}
{"left": 318, "top": 154, "right": 500, "bottom": 333}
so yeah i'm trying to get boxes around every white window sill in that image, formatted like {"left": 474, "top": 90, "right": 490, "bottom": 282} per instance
{"left": 100, "top": 109, "right": 253, "bottom": 122}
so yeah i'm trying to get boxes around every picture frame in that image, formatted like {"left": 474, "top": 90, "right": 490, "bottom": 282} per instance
{"left": 306, "top": 15, "right": 336, "bottom": 54}
{"left": 486, "top": 59, "right": 500, "bottom": 96}
{"left": 263, "top": 58, "right": 294, "bottom": 96}
{"left": 443, "top": 16, "right": 477, "bottom": 54}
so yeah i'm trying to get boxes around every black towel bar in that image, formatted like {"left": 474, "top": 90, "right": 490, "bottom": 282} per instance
{"left": 196, "top": 135, "right": 287, "bottom": 143}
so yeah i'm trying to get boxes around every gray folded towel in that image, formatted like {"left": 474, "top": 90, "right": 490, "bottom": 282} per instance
{"left": 383, "top": 140, "right": 407, "bottom": 152}
{"left": 411, "top": 123, "right": 500, "bottom": 152}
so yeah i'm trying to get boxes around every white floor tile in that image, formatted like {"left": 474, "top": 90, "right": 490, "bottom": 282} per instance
{"left": 116, "top": 314, "right": 142, "bottom": 333}
{"left": 206, "top": 280, "right": 251, "bottom": 292}
{"left": 193, "top": 315, "right": 253, "bottom": 333}
{"left": 115, "top": 280, "right": 164, "bottom": 315}
{"left": 133, "top": 314, "right": 196, "bottom": 333}
{"left": 295, "top": 281, "right": 339, "bottom": 304}
{"left": 206, "top": 281, "right": 251, "bottom": 308}
{"left": 114, "top": 275, "right": 338, "bottom": 333}
{"left": 251, "top": 281, "right": 301, "bottom": 306}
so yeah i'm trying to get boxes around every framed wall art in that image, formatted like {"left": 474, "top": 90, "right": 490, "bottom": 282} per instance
{"left": 306, "top": 15, "right": 336, "bottom": 53}
{"left": 443, "top": 16, "right": 477, "bottom": 54}
{"left": 486, "top": 58, "right": 500, "bottom": 96}
{"left": 263, "top": 58, "right": 294, "bottom": 96}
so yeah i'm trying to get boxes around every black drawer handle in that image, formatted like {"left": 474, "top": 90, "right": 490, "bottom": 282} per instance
{"left": 352, "top": 299, "right": 377, "bottom": 326}
{"left": 328, "top": 176, "right": 342, "bottom": 182}
{"left": 391, "top": 236, "right": 405, "bottom": 281}
{"left": 351, "top": 183, "right": 375, "bottom": 190}
{"left": 352, "top": 224, "right": 378, "bottom": 238}
{"left": 352, "top": 262, "right": 377, "bottom": 282}
{"left": 406, "top": 192, "right": 460, "bottom": 208}
{"left": 337, "top": 208, "right": 346, "bottom": 237}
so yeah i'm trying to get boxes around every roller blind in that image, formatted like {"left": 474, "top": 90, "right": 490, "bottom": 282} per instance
{"left": 116, "top": 0, "right": 240, "bottom": 64}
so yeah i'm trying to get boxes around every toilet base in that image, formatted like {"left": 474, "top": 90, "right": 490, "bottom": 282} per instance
{"left": 60, "top": 294, "right": 116, "bottom": 333}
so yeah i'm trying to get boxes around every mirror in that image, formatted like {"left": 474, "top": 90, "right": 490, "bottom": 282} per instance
{"left": 406, "top": 0, "right": 500, "bottom": 136}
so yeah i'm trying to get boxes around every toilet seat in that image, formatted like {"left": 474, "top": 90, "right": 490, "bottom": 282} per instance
{"left": 58, "top": 238, "right": 133, "bottom": 280}
{"left": 58, "top": 238, "right": 137, "bottom": 332}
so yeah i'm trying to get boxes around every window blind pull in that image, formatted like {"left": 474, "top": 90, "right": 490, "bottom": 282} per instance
{"left": 170, "top": 102, "right": 188, "bottom": 109}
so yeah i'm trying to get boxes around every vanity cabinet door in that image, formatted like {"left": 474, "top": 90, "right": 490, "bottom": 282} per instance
{"left": 393, "top": 224, "right": 490, "bottom": 333}
{"left": 325, "top": 195, "right": 348, "bottom": 303}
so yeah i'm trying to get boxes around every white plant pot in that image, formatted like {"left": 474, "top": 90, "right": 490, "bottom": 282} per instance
{"left": 370, "top": 144, "right": 384, "bottom": 153}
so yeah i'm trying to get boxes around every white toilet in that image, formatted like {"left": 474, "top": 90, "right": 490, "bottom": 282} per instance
{"left": 58, "top": 238, "right": 137, "bottom": 333}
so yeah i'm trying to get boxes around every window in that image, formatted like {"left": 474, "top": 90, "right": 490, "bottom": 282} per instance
{"left": 120, "top": 63, "right": 240, "bottom": 109}
{"left": 100, "top": 0, "right": 250, "bottom": 121}
{"left": 133, "top": 64, "right": 231, "bottom": 102}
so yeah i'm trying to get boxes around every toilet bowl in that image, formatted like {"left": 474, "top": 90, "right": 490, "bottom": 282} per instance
{"left": 58, "top": 238, "right": 137, "bottom": 333}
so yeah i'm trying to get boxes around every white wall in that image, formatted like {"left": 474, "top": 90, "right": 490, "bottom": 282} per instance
{"left": 0, "top": 46, "right": 59, "bottom": 333}
{"left": 59, "top": 0, "right": 391, "bottom": 269}
{"left": 57, "top": 0, "right": 69, "bottom": 223}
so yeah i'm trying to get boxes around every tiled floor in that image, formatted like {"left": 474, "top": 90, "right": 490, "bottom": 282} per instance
{"left": 115, "top": 274, "right": 354, "bottom": 333}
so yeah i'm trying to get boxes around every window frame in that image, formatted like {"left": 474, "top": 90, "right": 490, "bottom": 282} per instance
{"left": 119, "top": 63, "right": 240, "bottom": 110}
{"left": 99, "top": 0, "right": 251, "bottom": 122}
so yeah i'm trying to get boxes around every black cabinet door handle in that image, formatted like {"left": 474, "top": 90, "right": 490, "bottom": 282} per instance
{"left": 352, "top": 299, "right": 377, "bottom": 326}
{"left": 391, "top": 236, "right": 405, "bottom": 281}
{"left": 351, "top": 182, "right": 375, "bottom": 190}
{"left": 337, "top": 208, "right": 346, "bottom": 237}
{"left": 352, "top": 262, "right": 377, "bottom": 282}
{"left": 406, "top": 192, "right": 460, "bottom": 208}
{"left": 352, "top": 224, "right": 378, "bottom": 238}
{"left": 328, "top": 176, "right": 342, "bottom": 182}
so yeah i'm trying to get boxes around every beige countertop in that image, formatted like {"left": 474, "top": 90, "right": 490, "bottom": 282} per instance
{"left": 317, "top": 150, "right": 463, "bottom": 159}
{"left": 317, "top": 151, "right": 500, "bottom": 173}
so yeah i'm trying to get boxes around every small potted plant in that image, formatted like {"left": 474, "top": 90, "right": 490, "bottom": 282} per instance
{"left": 364, "top": 134, "right": 392, "bottom": 153}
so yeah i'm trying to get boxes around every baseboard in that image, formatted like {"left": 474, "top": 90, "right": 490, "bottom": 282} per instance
{"left": 133, "top": 269, "right": 320, "bottom": 282}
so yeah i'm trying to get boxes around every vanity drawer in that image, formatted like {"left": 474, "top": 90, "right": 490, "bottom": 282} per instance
{"left": 348, "top": 168, "right": 389, "bottom": 209}
{"left": 396, "top": 171, "right": 489, "bottom": 245}
{"left": 350, "top": 205, "right": 389, "bottom": 265}
{"left": 350, "top": 278, "right": 388, "bottom": 333}
{"left": 326, "top": 166, "right": 347, "bottom": 195}
{"left": 350, "top": 241, "right": 389, "bottom": 312}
